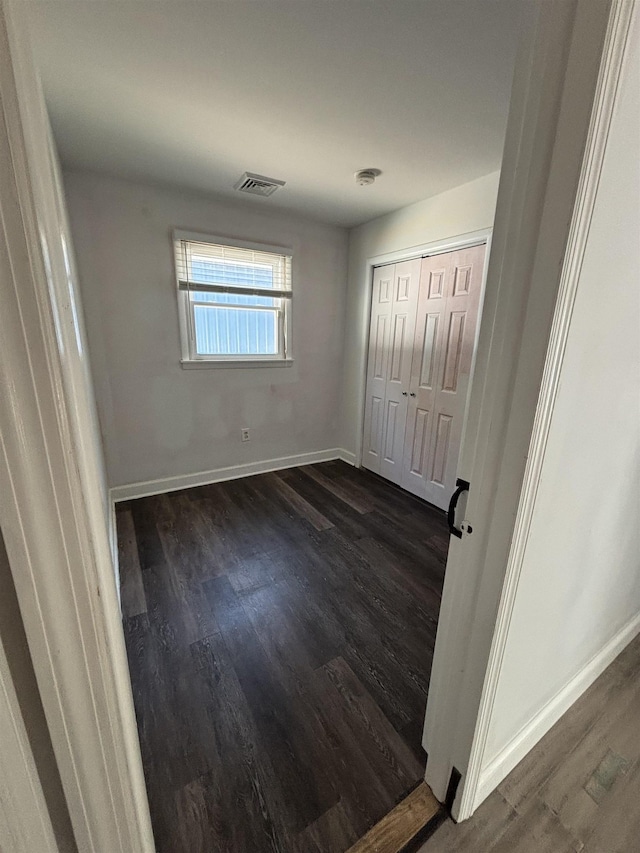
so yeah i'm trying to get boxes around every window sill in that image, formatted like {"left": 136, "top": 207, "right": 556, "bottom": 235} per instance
{"left": 180, "top": 358, "right": 294, "bottom": 370}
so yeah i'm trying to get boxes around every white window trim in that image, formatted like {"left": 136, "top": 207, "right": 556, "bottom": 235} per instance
{"left": 173, "top": 229, "right": 293, "bottom": 368}
{"left": 180, "top": 358, "right": 294, "bottom": 370}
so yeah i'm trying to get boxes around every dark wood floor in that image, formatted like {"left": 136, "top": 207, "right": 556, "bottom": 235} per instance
{"left": 117, "top": 461, "right": 449, "bottom": 853}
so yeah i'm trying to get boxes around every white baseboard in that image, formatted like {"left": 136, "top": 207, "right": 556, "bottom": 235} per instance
{"left": 337, "top": 448, "right": 356, "bottom": 465}
{"left": 475, "top": 610, "right": 640, "bottom": 809}
{"left": 110, "top": 448, "right": 355, "bottom": 502}
{"left": 107, "top": 498, "right": 121, "bottom": 607}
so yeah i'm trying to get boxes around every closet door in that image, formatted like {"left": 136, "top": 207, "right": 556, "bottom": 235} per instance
{"left": 362, "top": 259, "right": 420, "bottom": 484}
{"left": 402, "top": 244, "right": 485, "bottom": 508}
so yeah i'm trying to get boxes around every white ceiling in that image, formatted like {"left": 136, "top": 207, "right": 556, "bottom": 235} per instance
{"left": 23, "top": 1, "right": 523, "bottom": 227}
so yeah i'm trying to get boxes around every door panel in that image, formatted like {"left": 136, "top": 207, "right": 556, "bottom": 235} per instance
{"left": 367, "top": 395, "right": 383, "bottom": 458}
{"left": 389, "top": 313, "right": 408, "bottom": 382}
{"left": 441, "top": 311, "right": 466, "bottom": 392}
{"left": 402, "top": 256, "right": 449, "bottom": 499}
{"left": 384, "top": 400, "right": 401, "bottom": 461}
{"left": 428, "top": 267, "right": 446, "bottom": 298}
{"left": 362, "top": 266, "right": 394, "bottom": 473}
{"left": 402, "top": 244, "right": 485, "bottom": 508}
{"left": 372, "top": 315, "right": 389, "bottom": 379}
{"left": 363, "top": 259, "right": 421, "bottom": 484}
{"left": 431, "top": 413, "right": 453, "bottom": 485}
{"left": 378, "top": 259, "right": 420, "bottom": 483}
{"left": 409, "top": 407, "right": 430, "bottom": 476}
{"left": 419, "top": 314, "right": 439, "bottom": 388}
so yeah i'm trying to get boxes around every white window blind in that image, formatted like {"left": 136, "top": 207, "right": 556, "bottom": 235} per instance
{"left": 173, "top": 232, "right": 293, "bottom": 364}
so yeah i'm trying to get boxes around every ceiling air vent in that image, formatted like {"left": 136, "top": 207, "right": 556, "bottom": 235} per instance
{"left": 234, "top": 172, "right": 286, "bottom": 197}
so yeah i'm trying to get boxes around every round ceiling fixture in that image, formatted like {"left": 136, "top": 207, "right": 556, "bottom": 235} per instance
{"left": 355, "top": 168, "right": 382, "bottom": 186}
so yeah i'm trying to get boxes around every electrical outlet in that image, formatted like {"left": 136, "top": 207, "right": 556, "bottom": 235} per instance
{"left": 241, "top": 428, "right": 250, "bottom": 442}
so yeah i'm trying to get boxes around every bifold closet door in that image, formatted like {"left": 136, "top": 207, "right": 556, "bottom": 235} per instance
{"left": 402, "top": 244, "right": 485, "bottom": 508}
{"left": 362, "top": 259, "right": 420, "bottom": 485}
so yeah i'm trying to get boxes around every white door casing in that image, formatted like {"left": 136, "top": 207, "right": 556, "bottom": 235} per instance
{"left": 403, "top": 245, "right": 485, "bottom": 509}
{"left": 362, "top": 259, "right": 421, "bottom": 485}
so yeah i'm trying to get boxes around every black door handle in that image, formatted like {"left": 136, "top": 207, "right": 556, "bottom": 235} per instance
{"left": 448, "top": 478, "right": 470, "bottom": 538}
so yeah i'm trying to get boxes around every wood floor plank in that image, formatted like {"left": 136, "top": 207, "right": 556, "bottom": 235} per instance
{"left": 315, "top": 531, "right": 432, "bottom": 727}
{"left": 581, "top": 757, "right": 640, "bottom": 853}
{"left": 346, "top": 782, "right": 441, "bottom": 853}
{"left": 423, "top": 800, "right": 577, "bottom": 853}
{"left": 223, "top": 476, "right": 301, "bottom": 556}
{"left": 279, "top": 467, "right": 377, "bottom": 540}
{"left": 299, "top": 464, "right": 375, "bottom": 514}
{"left": 356, "top": 534, "right": 444, "bottom": 607}
{"left": 226, "top": 550, "right": 287, "bottom": 594}
{"left": 418, "top": 792, "right": 518, "bottom": 852}
{"left": 188, "top": 632, "right": 291, "bottom": 852}
{"left": 202, "top": 574, "right": 339, "bottom": 834}
{"left": 323, "top": 657, "right": 423, "bottom": 795}
{"left": 305, "top": 668, "right": 402, "bottom": 840}
{"left": 130, "top": 496, "right": 166, "bottom": 570}
{"left": 296, "top": 800, "right": 359, "bottom": 853}
{"left": 116, "top": 508, "right": 147, "bottom": 618}
{"left": 239, "top": 580, "right": 327, "bottom": 685}
{"left": 155, "top": 527, "right": 220, "bottom": 646}
{"left": 267, "top": 471, "right": 335, "bottom": 531}
{"left": 156, "top": 493, "right": 223, "bottom": 581}
{"left": 487, "top": 799, "right": 581, "bottom": 853}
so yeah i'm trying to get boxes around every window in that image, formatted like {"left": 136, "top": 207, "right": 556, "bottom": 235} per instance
{"left": 173, "top": 231, "right": 293, "bottom": 367}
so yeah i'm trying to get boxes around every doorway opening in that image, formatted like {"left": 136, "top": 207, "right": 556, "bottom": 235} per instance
{"left": 116, "top": 242, "right": 492, "bottom": 853}
{"left": 114, "top": 191, "right": 495, "bottom": 853}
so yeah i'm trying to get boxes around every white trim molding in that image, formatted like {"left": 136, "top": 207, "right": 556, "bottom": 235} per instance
{"left": 109, "top": 498, "right": 121, "bottom": 606}
{"left": 337, "top": 448, "right": 357, "bottom": 466}
{"left": 181, "top": 358, "right": 294, "bottom": 370}
{"left": 458, "top": 0, "right": 636, "bottom": 820}
{"left": 475, "top": 610, "right": 640, "bottom": 809}
{"left": 111, "top": 448, "right": 354, "bottom": 502}
{"left": 366, "top": 228, "right": 492, "bottom": 269}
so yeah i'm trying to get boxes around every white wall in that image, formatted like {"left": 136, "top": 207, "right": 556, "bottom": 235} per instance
{"left": 483, "top": 7, "right": 640, "bottom": 780}
{"left": 339, "top": 171, "right": 500, "bottom": 454}
{"left": 64, "top": 171, "right": 349, "bottom": 489}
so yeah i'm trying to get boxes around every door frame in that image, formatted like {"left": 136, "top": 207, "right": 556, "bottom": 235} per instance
{"left": 356, "top": 228, "right": 492, "bottom": 472}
